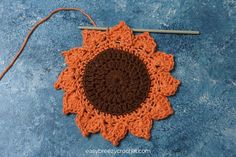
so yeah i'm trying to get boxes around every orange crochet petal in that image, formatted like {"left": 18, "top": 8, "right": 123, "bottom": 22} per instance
{"left": 62, "top": 48, "right": 88, "bottom": 67}
{"left": 100, "top": 120, "right": 127, "bottom": 146}
{"left": 128, "top": 118, "right": 152, "bottom": 140}
{"left": 131, "top": 32, "right": 156, "bottom": 55}
{"left": 75, "top": 106, "right": 101, "bottom": 136}
{"left": 62, "top": 90, "right": 84, "bottom": 115}
{"left": 151, "top": 52, "right": 175, "bottom": 72}
{"left": 54, "top": 67, "right": 76, "bottom": 91}
{"left": 108, "top": 21, "right": 133, "bottom": 49}
{"left": 155, "top": 72, "right": 180, "bottom": 96}
{"left": 148, "top": 95, "right": 174, "bottom": 120}
{"left": 82, "top": 30, "right": 109, "bottom": 51}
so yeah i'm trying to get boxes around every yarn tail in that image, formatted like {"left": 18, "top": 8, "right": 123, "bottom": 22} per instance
{"left": 0, "top": 8, "right": 96, "bottom": 81}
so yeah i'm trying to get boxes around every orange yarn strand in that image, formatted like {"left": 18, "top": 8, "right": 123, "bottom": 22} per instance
{"left": 0, "top": 8, "right": 96, "bottom": 80}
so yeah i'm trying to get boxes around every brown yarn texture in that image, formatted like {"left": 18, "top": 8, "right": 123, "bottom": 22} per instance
{"left": 83, "top": 48, "right": 151, "bottom": 115}
{"left": 54, "top": 21, "right": 180, "bottom": 146}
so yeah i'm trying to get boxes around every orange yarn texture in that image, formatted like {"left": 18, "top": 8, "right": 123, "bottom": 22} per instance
{"left": 54, "top": 21, "right": 180, "bottom": 146}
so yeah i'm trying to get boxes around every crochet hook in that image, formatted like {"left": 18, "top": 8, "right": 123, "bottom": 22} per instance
{"left": 78, "top": 26, "right": 200, "bottom": 35}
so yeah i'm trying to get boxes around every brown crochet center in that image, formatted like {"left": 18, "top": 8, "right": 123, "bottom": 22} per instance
{"left": 82, "top": 48, "right": 151, "bottom": 115}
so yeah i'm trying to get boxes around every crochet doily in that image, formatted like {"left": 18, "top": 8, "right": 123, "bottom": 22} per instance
{"left": 54, "top": 21, "right": 180, "bottom": 146}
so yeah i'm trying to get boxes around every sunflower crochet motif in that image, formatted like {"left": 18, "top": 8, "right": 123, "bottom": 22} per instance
{"left": 54, "top": 21, "right": 180, "bottom": 146}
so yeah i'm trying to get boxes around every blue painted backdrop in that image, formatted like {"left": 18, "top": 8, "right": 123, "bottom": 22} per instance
{"left": 0, "top": 0, "right": 235, "bottom": 157}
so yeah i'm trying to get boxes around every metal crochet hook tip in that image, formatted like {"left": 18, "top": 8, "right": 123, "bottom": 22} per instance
{"left": 78, "top": 26, "right": 200, "bottom": 35}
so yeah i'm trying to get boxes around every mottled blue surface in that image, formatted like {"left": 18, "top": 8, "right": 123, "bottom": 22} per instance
{"left": 0, "top": 0, "right": 235, "bottom": 157}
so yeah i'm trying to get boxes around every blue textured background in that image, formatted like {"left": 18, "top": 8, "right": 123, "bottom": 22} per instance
{"left": 0, "top": 0, "right": 235, "bottom": 157}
